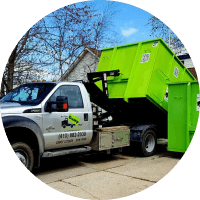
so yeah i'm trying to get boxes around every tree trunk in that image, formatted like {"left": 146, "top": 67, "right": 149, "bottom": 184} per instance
{"left": 6, "top": 44, "right": 18, "bottom": 93}
{"left": 1, "top": 78, "right": 5, "bottom": 96}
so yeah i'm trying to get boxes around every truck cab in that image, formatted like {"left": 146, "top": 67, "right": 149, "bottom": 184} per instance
{"left": 1, "top": 81, "right": 94, "bottom": 171}
{"left": 1, "top": 70, "right": 158, "bottom": 172}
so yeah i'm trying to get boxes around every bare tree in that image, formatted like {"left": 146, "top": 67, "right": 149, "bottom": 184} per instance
{"left": 1, "top": 2, "right": 120, "bottom": 96}
{"left": 92, "top": 1, "right": 121, "bottom": 50}
{"left": 1, "top": 4, "right": 95, "bottom": 94}
{"left": 42, "top": 2, "right": 120, "bottom": 77}
{"left": 2, "top": 19, "right": 53, "bottom": 94}
{"left": 41, "top": 3, "right": 98, "bottom": 77}
{"left": 146, "top": 16, "right": 185, "bottom": 54}
{"left": 4, "top": 32, "right": 31, "bottom": 93}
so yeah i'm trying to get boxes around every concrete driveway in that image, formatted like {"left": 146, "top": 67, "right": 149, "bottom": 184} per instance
{"left": 33, "top": 140, "right": 182, "bottom": 200}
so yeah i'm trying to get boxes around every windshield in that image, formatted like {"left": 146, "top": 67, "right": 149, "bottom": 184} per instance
{"left": 1, "top": 83, "right": 56, "bottom": 105}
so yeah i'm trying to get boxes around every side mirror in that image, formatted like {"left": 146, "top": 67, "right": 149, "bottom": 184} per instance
{"left": 56, "top": 96, "right": 68, "bottom": 112}
{"left": 46, "top": 96, "right": 68, "bottom": 112}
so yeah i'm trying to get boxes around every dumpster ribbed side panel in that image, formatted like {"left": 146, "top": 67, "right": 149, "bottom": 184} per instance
{"left": 96, "top": 38, "right": 196, "bottom": 112}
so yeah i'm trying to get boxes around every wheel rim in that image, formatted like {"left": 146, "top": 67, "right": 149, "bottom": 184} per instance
{"left": 15, "top": 150, "right": 29, "bottom": 167}
{"left": 145, "top": 134, "right": 155, "bottom": 153}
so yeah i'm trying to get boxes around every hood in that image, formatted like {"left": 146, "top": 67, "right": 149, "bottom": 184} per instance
{"left": 0, "top": 102, "right": 22, "bottom": 108}
{"left": 0, "top": 102, "right": 33, "bottom": 114}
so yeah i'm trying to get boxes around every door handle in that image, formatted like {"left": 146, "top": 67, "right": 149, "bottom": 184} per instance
{"left": 84, "top": 113, "right": 88, "bottom": 121}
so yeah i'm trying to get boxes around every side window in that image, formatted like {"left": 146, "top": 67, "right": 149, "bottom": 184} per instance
{"left": 49, "top": 85, "right": 84, "bottom": 109}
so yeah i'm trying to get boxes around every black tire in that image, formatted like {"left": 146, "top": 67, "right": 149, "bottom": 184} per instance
{"left": 140, "top": 129, "right": 157, "bottom": 157}
{"left": 12, "top": 142, "right": 34, "bottom": 172}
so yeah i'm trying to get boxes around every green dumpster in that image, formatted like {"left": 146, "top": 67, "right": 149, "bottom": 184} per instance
{"left": 168, "top": 81, "right": 199, "bottom": 153}
{"left": 93, "top": 38, "right": 196, "bottom": 139}
{"left": 96, "top": 38, "right": 196, "bottom": 112}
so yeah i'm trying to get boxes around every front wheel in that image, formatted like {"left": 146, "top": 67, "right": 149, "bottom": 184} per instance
{"left": 12, "top": 142, "right": 34, "bottom": 171}
{"left": 141, "top": 129, "right": 157, "bottom": 157}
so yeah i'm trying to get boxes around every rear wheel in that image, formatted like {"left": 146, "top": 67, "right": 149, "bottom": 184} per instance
{"left": 141, "top": 129, "right": 157, "bottom": 156}
{"left": 12, "top": 142, "right": 34, "bottom": 171}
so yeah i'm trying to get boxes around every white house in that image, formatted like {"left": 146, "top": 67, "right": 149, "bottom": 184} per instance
{"left": 60, "top": 48, "right": 101, "bottom": 82}
{"left": 177, "top": 53, "right": 197, "bottom": 79}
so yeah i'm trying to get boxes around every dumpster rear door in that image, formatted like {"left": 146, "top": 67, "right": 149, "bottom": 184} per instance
{"left": 168, "top": 81, "right": 199, "bottom": 152}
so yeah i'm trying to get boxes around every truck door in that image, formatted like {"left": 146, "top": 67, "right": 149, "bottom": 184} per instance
{"left": 42, "top": 84, "right": 92, "bottom": 150}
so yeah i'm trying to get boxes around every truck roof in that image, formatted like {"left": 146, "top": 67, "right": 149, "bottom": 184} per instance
{"left": 25, "top": 80, "right": 84, "bottom": 86}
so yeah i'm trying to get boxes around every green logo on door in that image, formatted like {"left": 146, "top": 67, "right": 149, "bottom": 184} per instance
{"left": 68, "top": 114, "right": 80, "bottom": 126}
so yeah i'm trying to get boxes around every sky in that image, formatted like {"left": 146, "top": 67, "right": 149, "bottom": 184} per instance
{"left": 90, "top": 0, "right": 154, "bottom": 46}
{"left": 39, "top": 0, "right": 155, "bottom": 79}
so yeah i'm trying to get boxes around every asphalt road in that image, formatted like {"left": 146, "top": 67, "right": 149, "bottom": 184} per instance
{"left": 33, "top": 140, "right": 183, "bottom": 200}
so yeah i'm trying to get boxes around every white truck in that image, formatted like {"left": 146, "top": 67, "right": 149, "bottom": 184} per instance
{"left": 0, "top": 70, "right": 157, "bottom": 171}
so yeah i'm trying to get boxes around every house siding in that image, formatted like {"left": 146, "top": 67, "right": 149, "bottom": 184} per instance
{"left": 177, "top": 53, "right": 197, "bottom": 79}
{"left": 180, "top": 58, "right": 194, "bottom": 68}
{"left": 188, "top": 68, "right": 198, "bottom": 80}
{"left": 63, "top": 52, "right": 99, "bottom": 82}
